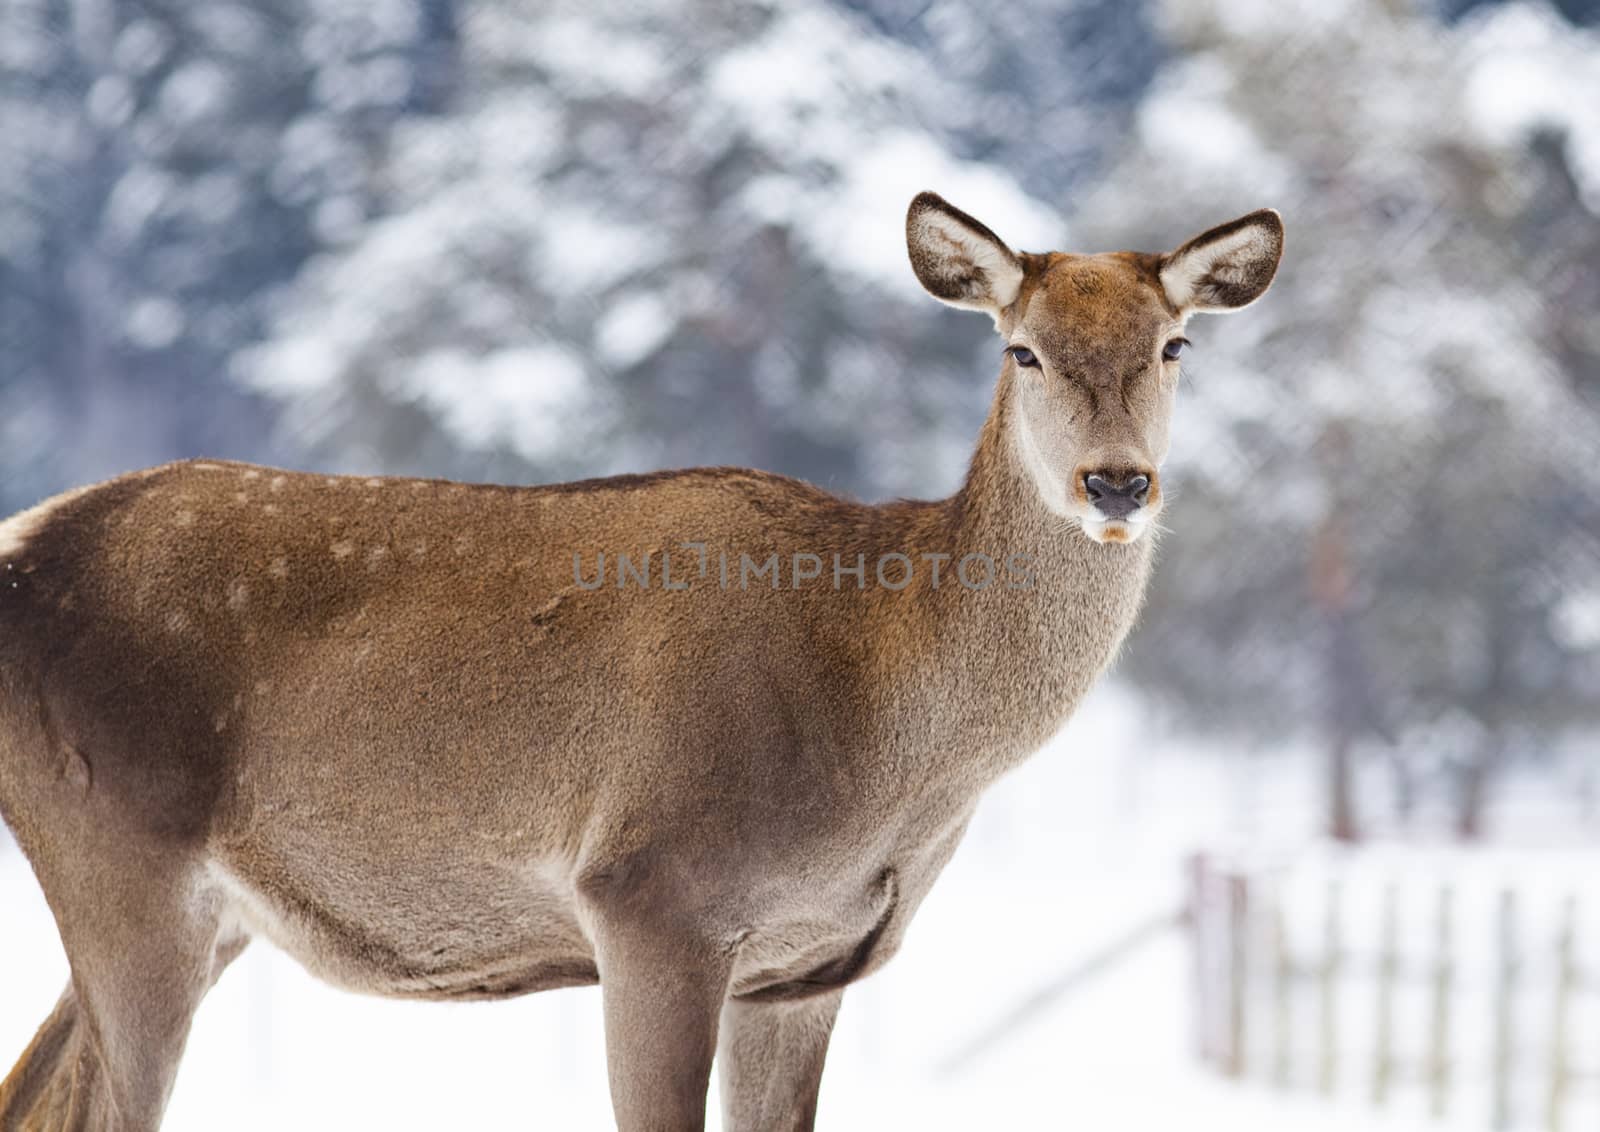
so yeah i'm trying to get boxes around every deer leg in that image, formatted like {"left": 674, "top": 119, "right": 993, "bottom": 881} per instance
{"left": 587, "top": 908, "right": 731, "bottom": 1132}
{"left": 716, "top": 990, "right": 842, "bottom": 1132}
{"left": 0, "top": 984, "right": 101, "bottom": 1132}
{"left": 0, "top": 848, "right": 243, "bottom": 1132}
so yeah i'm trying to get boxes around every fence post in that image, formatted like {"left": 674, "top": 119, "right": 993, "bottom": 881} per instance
{"left": 1545, "top": 894, "right": 1576, "bottom": 1132}
{"left": 1272, "top": 890, "right": 1292, "bottom": 1089}
{"left": 1491, "top": 889, "right": 1518, "bottom": 1132}
{"left": 1188, "top": 853, "right": 1216, "bottom": 1066}
{"left": 1225, "top": 870, "right": 1250, "bottom": 1079}
{"left": 1427, "top": 884, "right": 1454, "bottom": 1119}
{"left": 1318, "top": 877, "right": 1342, "bottom": 1096}
{"left": 1372, "top": 882, "right": 1398, "bottom": 1107}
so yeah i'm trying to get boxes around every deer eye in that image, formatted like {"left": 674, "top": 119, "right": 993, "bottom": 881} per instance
{"left": 1162, "top": 337, "right": 1190, "bottom": 362}
{"left": 1007, "top": 346, "right": 1040, "bottom": 369}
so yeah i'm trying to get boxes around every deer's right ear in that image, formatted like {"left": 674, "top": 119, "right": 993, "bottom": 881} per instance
{"left": 906, "top": 191, "right": 1025, "bottom": 317}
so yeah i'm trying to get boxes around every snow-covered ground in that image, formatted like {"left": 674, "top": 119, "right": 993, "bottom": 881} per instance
{"left": 1, "top": 682, "right": 1591, "bottom": 1130}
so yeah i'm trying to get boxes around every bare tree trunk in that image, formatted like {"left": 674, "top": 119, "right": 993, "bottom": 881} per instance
{"left": 1328, "top": 731, "right": 1359, "bottom": 844}
{"left": 1385, "top": 747, "right": 1416, "bottom": 824}
{"left": 1458, "top": 586, "right": 1514, "bottom": 841}
{"left": 1455, "top": 734, "right": 1503, "bottom": 841}
{"left": 1312, "top": 491, "right": 1362, "bottom": 845}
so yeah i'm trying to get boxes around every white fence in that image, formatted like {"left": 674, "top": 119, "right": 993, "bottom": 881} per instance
{"left": 1191, "top": 849, "right": 1600, "bottom": 1130}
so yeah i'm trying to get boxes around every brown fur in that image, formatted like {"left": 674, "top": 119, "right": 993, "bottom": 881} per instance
{"left": 0, "top": 193, "right": 1281, "bottom": 1131}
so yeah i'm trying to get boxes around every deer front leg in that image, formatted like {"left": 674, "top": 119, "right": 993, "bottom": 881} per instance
{"left": 717, "top": 990, "right": 842, "bottom": 1132}
{"left": 594, "top": 933, "right": 729, "bottom": 1130}
{"left": 585, "top": 876, "right": 732, "bottom": 1132}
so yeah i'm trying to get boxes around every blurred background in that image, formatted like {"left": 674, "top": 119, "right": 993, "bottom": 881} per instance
{"left": 3, "top": 0, "right": 1599, "bottom": 1128}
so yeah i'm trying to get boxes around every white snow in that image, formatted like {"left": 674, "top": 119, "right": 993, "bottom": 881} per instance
{"left": 595, "top": 292, "right": 676, "bottom": 370}
{"left": 518, "top": 15, "right": 670, "bottom": 100}
{"left": 707, "top": 0, "right": 1060, "bottom": 291}
{"left": 398, "top": 344, "right": 598, "bottom": 460}
{"left": 535, "top": 204, "right": 661, "bottom": 294}
{"left": 158, "top": 61, "right": 232, "bottom": 126}
{"left": 740, "top": 131, "right": 1060, "bottom": 295}
{"left": 1132, "top": 54, "right": 1294, "bottom": 198}
{"left": 1553, "top": 590, "right": 1600, "bottom": 651}
{"left": 126, "top": 296, "right": 186, "bottom": 350}
{"left": 111, "top": 19, "right": 173, "bottom": 76}
{"left": 105, "top": 166, "right": 175, "bottom": 244}
{"left": 1460, "top": 3, "right": 1600, "bottom": 210}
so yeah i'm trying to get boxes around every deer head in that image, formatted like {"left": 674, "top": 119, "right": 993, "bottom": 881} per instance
{"left": 907, "top": 191, "right": 1283, "bottom": 544}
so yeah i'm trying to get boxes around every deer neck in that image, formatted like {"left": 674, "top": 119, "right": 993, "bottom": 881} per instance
{"left": 871, "top": 371, "right": 1156, "bottom": 783}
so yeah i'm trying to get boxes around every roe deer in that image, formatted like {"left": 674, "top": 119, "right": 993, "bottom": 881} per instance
{"left": 0, "top": 192, "right": 1282, "bottom": 1131}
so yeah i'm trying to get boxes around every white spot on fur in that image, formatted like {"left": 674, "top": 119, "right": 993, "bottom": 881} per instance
{"left": 263, "top": 503, "right": 281, "bottom": 516}
{"left": 175, "top": 510, "right": 196, "bottom": 528}
{"left": 331, "top": 540, "right": 355, "bottom": 560}
{"left": 242, "top": 470, "right": 261, "bottom": 481}
{"left": 269, "top": 476, "right": 287, "bottom": 493}
{"left": 365, "top": 478, "right": 383, "bottom": 489}
{"left": 228, "top": 580, "right": 249, "bottom": 611}
{"left": 365, "top": 546, "right": 388, "bottom": 571}
{"left": 166, "top": 609, "right": 192, "bottom": 635}
{"left": 269, "top": 557, "right": 289, "bottom": 580}
{"left": 234, "top": 491, "right": 249, "bottom": 504}
{"left": 410, "top": 539, "right": 428, "bottom": 560}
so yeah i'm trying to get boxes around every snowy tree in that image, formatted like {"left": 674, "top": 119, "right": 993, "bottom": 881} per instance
{"left": 842, "top": 0, "right": 1163, "bottom": 199}
{"left": 0, "top": 0, "right": 457, "bottom": 514}
{"left": 1072, "top": 0, "right": 1600, "bottom": 838}
{"left": 240, "top": 0, "right": 1109, "bottom": 497}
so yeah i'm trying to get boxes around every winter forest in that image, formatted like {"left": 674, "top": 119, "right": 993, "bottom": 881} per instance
{"left": 3, "top": 0, "right": 1600, "bottom": 1128}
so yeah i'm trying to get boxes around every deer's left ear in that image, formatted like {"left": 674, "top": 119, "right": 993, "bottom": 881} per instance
{"left": 1161, "top": 209, "right": 1284, "bottom": 313}
{"left": 906, "top": 191, "right": 1025, "bottom": 316}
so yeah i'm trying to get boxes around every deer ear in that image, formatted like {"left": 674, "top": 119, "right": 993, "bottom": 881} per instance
{"left": 906, "top": 191, "right": 1025, "bottom": 315}
{"left": 1161, "top": 209, "right": 1284, "bottom": 313}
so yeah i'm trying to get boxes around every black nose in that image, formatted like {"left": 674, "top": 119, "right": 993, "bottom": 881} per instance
{"left": 1084, "top": 472, "right": 1151, "bottom": 520}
